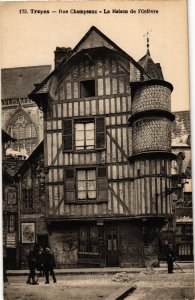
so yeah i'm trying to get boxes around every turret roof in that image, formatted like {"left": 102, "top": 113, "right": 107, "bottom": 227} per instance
{"left": 138, "top": 51, "right": 164, "bottom": 80}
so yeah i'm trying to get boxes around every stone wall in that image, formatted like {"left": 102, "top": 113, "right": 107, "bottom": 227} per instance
{"left": 49, "top": 224, "right": 78, "bottom": 268}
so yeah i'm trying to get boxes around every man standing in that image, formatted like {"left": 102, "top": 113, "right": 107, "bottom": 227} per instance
{"left": 43, "top": 247, "right": 57, "bottom": 284}
{"left": 26, "top": 246, "right": 38, "bottom": 285}
{"left": 166, "top": 244, "right": 175, "bottom": 274}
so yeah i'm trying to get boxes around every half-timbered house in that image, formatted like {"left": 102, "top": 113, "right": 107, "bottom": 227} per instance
{"left": 29, "top": 26, "right": 176, "bottom": 268}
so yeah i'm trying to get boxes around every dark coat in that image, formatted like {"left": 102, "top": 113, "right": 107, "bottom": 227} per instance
{"left": 27, "top": 250, "right": 37, "bottom": 269}
{"left": 166, "top": 248, "right": 175, "bottom": 262}
{"left": 36, "top": 252, "right": 45, "bottom": 271}
{"left": 43, "top": 251, "right": 56, "bottom": 269}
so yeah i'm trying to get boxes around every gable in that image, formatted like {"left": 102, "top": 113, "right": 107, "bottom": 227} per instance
{"left": 54, "top": 56, "right": 129, "bottom": 101}
{"left": 73, "top": 30, "right": 116, "bottom": 56}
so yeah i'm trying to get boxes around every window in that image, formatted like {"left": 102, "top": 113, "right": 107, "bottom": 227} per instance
{"left": 8, "top": 113, "right": 38, "bottom": 155}
{"left": 7, "top": 214, "right": 16, "bottom": 233}
{"left": 63, "top": 117, "right": 105, "bottom": 152}
{"left": 22, "top": 188, "right": 33, "bottom": 210}
{"left": 79, "top": 226, "right": 99, "bottom": 253}
{"left": 107, "top": 234, "right": 118, "bottom": 251}
{"left": 75, "top": 121, "right": 95, "bottom": 150}
{"left": 80, "top": 80, "right": 95, "bottom": 98}
{"left": 64, "top": 166, "right": 108, "bottom": 203}
{"left": 179, "top": 244, "right": 192, "bottom": 256}
{"left": 77, "top": 169, "right": 96, "bottom": 200}
{"left": 181, "top": 224, "right": 193, "bottom": 235}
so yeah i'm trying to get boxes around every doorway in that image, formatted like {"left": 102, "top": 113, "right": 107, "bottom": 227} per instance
{"left": 106, "top": 224, "right": 119, "bottom": 266}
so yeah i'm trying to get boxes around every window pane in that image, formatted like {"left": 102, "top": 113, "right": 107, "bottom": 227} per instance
{"left": 86, "top": 130, "right": 94, "bottom": 140}
{"left": 77, "top": 171, "right": 86, "bottom": 180}
{"left": 86, "top": 139, "right": 94, "bottom": 146}
{"left": 78, "top": 181, "right": 86, "bottom": 191}
{"left": 75, "top": 123, "right": 84, "bottom": 130}
{"left": 88, "top": 191, "right": 96, "bottom": 199}
{"left": 75, "top": 140, "right": 84, "bottom": 147}
{"left": 88, "top": 181, "right": 96, "bottom": 191}
{"left": 87, "top": 170, "right": 96, "bottom": 180}
{"left": 107, "top": 236, "right": 112, "bottom": 250}
{"left": 85, "top": 123, "right": 94, "bottom": 130}
{"left": 75, "top": 129, "right": 84, "bottom": 140}
{"left": 78, "top": 191, "right": 86, "bottom": 199}
{"left": 113, "top": 235, "right": 118, "bottom": 250}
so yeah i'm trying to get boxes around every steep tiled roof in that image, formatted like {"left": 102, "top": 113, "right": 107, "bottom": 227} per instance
{"left": 1, "top": 65, "right": 51, "bottom": 99}
{"left": 172, "top": 111, "right": 191, "bottom": 147}
{"left": 138, "top": 51, "right": 164, "bottom": 80}
{"left": 29, "top": 26, "right": 150, "bottom": 103}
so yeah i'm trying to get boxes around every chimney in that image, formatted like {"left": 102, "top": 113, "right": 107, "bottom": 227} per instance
{"left": 54, "top": 47, "right": 72, "bottom": 68}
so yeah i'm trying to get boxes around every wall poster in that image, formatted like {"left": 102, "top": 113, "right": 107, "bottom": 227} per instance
{"left": 21, "top": 222, "right": 35, "bottom": 244}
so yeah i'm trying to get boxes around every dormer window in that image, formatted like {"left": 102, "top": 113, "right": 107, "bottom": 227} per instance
{"left": 80, "top": 80, "right": 95, "bottom": 98}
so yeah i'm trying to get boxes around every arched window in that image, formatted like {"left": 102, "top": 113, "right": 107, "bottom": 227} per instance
{"left": 7, "top": 111, "right": 38, "bottom": 156}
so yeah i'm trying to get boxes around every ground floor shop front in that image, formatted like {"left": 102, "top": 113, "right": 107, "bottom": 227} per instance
{"left": 47, "top": 219, "right": 160, "bottom": 268}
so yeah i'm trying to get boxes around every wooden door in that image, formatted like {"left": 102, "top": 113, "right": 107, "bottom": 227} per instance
{"left": 6, "top": 248, "right": 17, "bottom": 269}
{"left": 106, "top": 225, "right": 119, "bottom": 267}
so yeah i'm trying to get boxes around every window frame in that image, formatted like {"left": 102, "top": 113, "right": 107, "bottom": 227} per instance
{"left": 22, "top": 188, "right": 34, "bottom": 210}
{"left": 64, "top": 165, "right": 108, "bottom": 204}
{"left": 74, "top": 119, "right": 95, "bottom": 151}
{"left": 7, "top": 213, "right": 16, "bottom": 233}
{"left": 78, "top": 225, "right": 99, "bottom": 254}
{"left": 80, "top": 79, "right": 96, "bottom": 98}
{"left": 76, "top": 168, "right": 97, "bottom": 201}
{"left": 63, "top": 116, "right": 106, "bottom": 153}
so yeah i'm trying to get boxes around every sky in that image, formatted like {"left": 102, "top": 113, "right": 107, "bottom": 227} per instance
{"left": 1, "top": 0, "right": 190, "bottom": 112}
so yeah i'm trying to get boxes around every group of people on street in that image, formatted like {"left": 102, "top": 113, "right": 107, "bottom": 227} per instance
{"left": 26, "top": 244, "right": 56, "bottom": 285}
{"left": 25, "top": 242, "right": 175, "bottom": 285}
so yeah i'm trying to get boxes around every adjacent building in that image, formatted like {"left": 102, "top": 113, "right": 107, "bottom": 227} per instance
{"left": 1, "top": 65, "right": 51, "bottom": 156}
{"left": 1, "top": 65, "right": 51, "bottom": 269}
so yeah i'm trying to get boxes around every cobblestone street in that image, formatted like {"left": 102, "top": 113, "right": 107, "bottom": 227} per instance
{"left": 3, "top": 264, "right": 194, "bottom": 300}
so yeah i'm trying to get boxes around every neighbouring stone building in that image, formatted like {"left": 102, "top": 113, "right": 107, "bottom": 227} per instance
{"left": 1, "top": 65, "right": 51, "bottom": 269}
{"left": 2, "top": 27, "right": 192, "bottom": 269}
{"left": 159, "top": 110, "right": 193, "bottom": 261}
{"left": 172, "top": 111, "right": 192, "bottom": 260}
{"left": 1, "top": 65, "right": 51, "bottom": 156}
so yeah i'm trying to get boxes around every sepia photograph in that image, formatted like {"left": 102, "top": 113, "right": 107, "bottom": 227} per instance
{"left": 1, "top": 0, "right": 194, "bottom": 299}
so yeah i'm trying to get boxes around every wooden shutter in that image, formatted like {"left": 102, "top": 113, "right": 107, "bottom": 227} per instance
{"left": 63, "top": 119, "right": 73, "bottom": 151}
{"left": 97, "top": 166, "right": 108, "bottom": 201}
{"left": 64, "top": 168, "right": 75, "bottom": 202}
{"left": 96, "top": 117, "right": 105, "bottom": 149}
